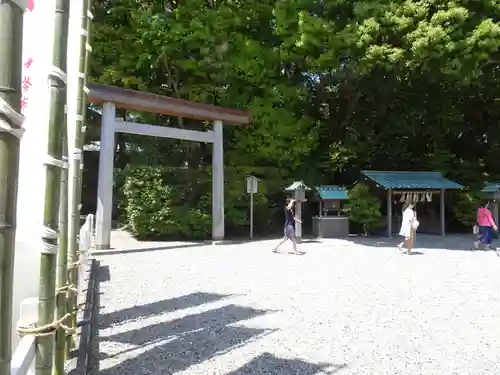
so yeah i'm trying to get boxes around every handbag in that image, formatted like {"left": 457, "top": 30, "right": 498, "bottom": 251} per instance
{"left": 411, "top": 219, "right": 419, "bottom": 230}
{"left": 472, "top": 224, "right": 479, "bottom": 235}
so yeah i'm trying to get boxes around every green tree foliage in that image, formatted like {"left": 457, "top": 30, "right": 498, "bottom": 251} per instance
{"left": 452, "top": 191, "right": 486, "bottom": 227}
{"left": 344, "top": 183, "right": 383, "bottom": 235}
{"left": 85, "top": 0, "right": 500, "bottom": 238}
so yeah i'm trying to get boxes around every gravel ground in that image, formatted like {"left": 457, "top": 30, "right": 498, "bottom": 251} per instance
{"left": 93, "top": 231, "right": 500, "bottom": 375}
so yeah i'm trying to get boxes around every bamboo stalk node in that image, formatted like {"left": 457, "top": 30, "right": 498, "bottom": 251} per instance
{"left": 42, "top": 226, "right": 58, "bottom": 238}
{"left": 0, "top": 97, "right": 24, "bottom": 127}
{"left": 5, "top": 0, "right": 29, "bottom": 10}
{"left": 44, "top": 154, "right": 70, "bottom": 169}
{"left": 0, "top": 118, "right": 25, "bottom": 139}
{"left": 0, "top": 98, "right": 25, "bottom": 139}
{"left": 42, "top": 225, "right": 59, "bottom": 254}
{"left": 62, "top": 155, "right": 70, "bottom": 169}
{"left": 73, "top": 148, "right": 83, "bottom": 160}
{"left": 49, "top": 65, "right": 68, "bottom": 85}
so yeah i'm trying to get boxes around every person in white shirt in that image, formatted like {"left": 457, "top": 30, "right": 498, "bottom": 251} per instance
{"left": 397, "top": 202, "right": 418, "bottom": 254}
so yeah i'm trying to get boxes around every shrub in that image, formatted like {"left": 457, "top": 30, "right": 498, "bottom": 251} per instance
{"left": 122, "top": 166, "right": 212, "bottom": 240}
{"left": 452, "top": 190, "right": 485, "bottom": 227}
{"left": 344, "top": 183, "right": 382, "bottom": 235}
{"left": 119, "top": 165, "right": 278, "bottom": 240}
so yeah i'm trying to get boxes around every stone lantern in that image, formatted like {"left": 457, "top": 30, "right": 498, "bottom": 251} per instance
{"left": 284, "top": 181, "right": 310, "bottom": 240}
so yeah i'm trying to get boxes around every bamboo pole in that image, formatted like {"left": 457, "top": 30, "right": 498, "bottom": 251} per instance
{"left": 0, "top": 2, "right": 24, "bottom": 374}
{"left": 35, "top": 0, "right": 70, "bottom": 373}
{"left": 67, "top": 0, "right": 92, "bottom": 353}
{"left": 53, "top": 131, "right": 69, "bottom": 374}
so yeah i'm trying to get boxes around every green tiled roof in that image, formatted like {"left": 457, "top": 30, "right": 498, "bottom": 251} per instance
{"left": 316, "top": 185, "right": 348, "bottom": 200}
{"left": 361, "top": 171, "right": 463, "bottom": 190}
{"left": 482, "top": 183, "right": 500, "bottom": 193}
{"left": 284, "top": 181, "right": 311, "bottom": 191}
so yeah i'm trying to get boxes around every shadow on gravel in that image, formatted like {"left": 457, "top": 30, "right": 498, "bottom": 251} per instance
{"left": 100, "top": 304, "right": 274, "bottom": 347}
{"left": 92, "top": 242, "right": 209, "bottom": 256}
{"left": 99, "top": 291, "right": 232, "bottom": 328}
{"left": 96, "top": 293, "right": 277, "bottom": 375}
{"left": 100, "top": 325, "right": 275, "bottom": 375}
{"left": 84, "top": 261, "right": 105, "bottom": 375}
{"left": 346, "top": 233, "right": 484, "bottom": 252}
{"left": 226, "top": 352, "right": 347, "bottom": 375}
{"left": 99, "top": 302, "right": 274, "bottom": 375}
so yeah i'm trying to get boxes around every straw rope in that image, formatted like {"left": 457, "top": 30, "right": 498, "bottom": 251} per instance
{"left": 17, "top": 313, "right": 75, "bottom": 337}
{"left": 67, "top": 260, "right": 81, "bottom": 269}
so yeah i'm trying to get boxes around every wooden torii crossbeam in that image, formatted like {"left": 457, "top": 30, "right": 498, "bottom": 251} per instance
{"left": 88, "top": 83, "right": 251, "bottom": 125}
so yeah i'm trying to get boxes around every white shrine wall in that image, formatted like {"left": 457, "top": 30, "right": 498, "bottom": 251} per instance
{"left": 11, "top": 0, "right": 84, "bottom": 351}
{"left": 16, "top": 0, "right": 83, "bottom": 244}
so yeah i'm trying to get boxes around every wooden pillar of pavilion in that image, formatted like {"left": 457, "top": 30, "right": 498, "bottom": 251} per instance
{"left": 440, "top": 188, "right": 445, "bottom": 237}
{"left": 387, "top": 188, "right": 392, "bottom": 238}
{"left": 493, "top": 191, "right": 499, "bottom": 227}
{"left": 494, "top": 202, "right": 499, "bottom": 228}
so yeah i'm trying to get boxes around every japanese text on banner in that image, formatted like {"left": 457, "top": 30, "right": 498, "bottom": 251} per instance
{"left": 20, "top": 57, "right": 34, "bottom": 114}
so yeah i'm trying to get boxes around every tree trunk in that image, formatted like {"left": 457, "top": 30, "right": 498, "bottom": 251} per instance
{"left": 0, "top": 2, "right": 24, "bottom": 374}
{"left": 67, "top": 0, "right": 93, "bottom": 354}
{"left": 36, "top": 0, "right": 70, "bottom": 374}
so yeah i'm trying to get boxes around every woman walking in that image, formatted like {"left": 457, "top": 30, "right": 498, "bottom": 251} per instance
{"left": 272, "top": 198, "right": 302, "bottom": 255}
{"left": 474, "top": 201, "right": 497, "bottom": 251}
{"left": 397, "top": 202, "right": 418, "bottom": 254}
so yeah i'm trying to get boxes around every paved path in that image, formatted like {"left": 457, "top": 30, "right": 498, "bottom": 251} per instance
{"left": 92, "top": 232, "right": 500, "bottom": 374}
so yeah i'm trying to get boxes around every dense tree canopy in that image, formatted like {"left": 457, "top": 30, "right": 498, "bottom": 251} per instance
{"left": 85, "top": 0, "right": 500, "bottom": 237}
{"left": 89, "top": 0, "right": 500, "bottom": 183}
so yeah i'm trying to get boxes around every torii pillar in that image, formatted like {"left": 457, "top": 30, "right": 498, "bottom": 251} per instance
{"left": 88, "top": 84, "right": 251, "bottom": 249}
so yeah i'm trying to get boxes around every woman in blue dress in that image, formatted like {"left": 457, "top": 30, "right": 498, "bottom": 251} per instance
{"left": 272, "top": 198, "right": 302, "bottom": 254}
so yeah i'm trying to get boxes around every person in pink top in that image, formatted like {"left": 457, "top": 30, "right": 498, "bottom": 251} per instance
{"left": 474, "top": 201, "right": 497, "bottom": 250}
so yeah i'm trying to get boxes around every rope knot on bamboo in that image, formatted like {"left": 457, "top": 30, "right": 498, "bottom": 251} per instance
{"left": 17, "top": 313, "right": 76, "bottom": 337}
{"left": 55, "top": 283, "right": 77, "bottom": 294}
{"left": 57, "top": 283, "right": 78, "bottom": 294}
{"left": 68, "top": 260, "right": 81, "bottom": 269}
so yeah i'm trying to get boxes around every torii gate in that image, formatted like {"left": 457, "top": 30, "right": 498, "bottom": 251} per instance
{"left": 87, "top": 84, "right": 251, "bottom": 249}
